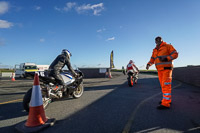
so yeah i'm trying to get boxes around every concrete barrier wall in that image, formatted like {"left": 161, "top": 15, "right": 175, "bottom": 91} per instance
{"left": 140, "top": 66, "right": 200, "bottom": 87}
{"left": 1, "top": 72, "right": 12, "bottom": 77}
{"left": 0, "top": 72, "right": 13, "bottom": 79}
{"left": 78, "top": 68, "right": 110, "bottom": 78}
{"left": 140, "top": 71, "right": 157, "bottom": 75}
{"left": 173, "top": 66, "right": 200, "bottom": 87}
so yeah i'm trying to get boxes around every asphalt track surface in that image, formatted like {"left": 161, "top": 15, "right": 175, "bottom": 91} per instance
{"left": 0, "top": 72, "right": 200, "bottom": 133}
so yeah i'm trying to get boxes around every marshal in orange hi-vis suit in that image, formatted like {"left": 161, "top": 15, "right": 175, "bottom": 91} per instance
{"left": 146, "top": 36, "right": 178, "bottom": 109}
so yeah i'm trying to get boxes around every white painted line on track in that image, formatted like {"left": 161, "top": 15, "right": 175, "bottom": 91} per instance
{"left": 0, "top": 99, "right": 23, "bottom": 105}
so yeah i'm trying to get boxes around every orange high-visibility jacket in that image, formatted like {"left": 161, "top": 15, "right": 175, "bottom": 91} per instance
{"left": 147, "top": 42, "right": 178, "bottom": 71}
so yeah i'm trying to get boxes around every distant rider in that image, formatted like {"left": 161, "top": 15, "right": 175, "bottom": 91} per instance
{"left": 48, "top": 49, "right": 77, "bottom": 91}
{"left": 126, "top": 60, "right": 139, "bottom": 83}
{"left": 122, "top": 66, "right": 126, "bottom": 75}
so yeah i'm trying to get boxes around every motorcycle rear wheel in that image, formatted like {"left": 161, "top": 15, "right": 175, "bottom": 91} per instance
{"left": 128, "top": 76, "right": 134, "bottom": 87}
{"left": 73, "top": 83, "right": 84, "bottom": 98}
{"left": 23, "top": 88, "right": 51, "bottom": 112}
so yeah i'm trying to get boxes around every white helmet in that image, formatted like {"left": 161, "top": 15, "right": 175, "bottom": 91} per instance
{"left": 62, "top": 49, "right": 72, "bottom": 57}
{"left": 129, "top": 60, "right": 134, "bottom": 64}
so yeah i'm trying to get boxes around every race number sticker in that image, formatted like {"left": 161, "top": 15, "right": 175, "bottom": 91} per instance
{"left": 39, "top": 71, "right": 45, "bottom": 77}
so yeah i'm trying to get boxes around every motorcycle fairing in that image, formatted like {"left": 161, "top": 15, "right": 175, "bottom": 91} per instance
{"left": 61, "top": 72, "right": 75, "bottom": 85}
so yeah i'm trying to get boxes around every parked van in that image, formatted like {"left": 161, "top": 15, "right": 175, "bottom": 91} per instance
{"left": 15, "top": 63, "right": 38, "bottom": 78}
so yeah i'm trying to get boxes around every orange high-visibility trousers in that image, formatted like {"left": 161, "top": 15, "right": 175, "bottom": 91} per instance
{"left": 157, "top": 69, "right": 172, "bottom": 107}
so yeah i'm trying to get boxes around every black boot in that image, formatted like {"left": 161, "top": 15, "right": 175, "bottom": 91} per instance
{"left": 157, "top": 105, "right": 170, "bottom": 110}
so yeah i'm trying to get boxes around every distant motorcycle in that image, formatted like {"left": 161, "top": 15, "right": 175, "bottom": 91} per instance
{"left": 23, "top": 70, "right": 84, "bottom": 112}
{"left": 122, "top": 69, "right": 126, "bottom": 75}
{"left": 127, "top": 70, "right": 138, "bottom": 87}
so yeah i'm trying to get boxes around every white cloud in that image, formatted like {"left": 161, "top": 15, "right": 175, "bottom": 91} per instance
{"left": 64, "top": 2, "right": 76, "bottom": 11}
{"left": 0, "top": 1, "right": 9, "bottom": 15}
{"left": 55, "top": 2, "right": 76, "bottom": 12}
{"left": 91, "top": 3, "right": 104, "bottom": 16}
{"left": 54, "top": 7, "right": 61, "bottom": 11}
{"left": 106, "top": 37, "right": 115, "bottom": 41}
{"left": 0, "top": 3, "right": 13, "bottom": 29}
{"left": 76, "top": 3, "right": 104, "bottom": 16}
{"left": 0, "top": 20, "right": 13, "bottom": 28}
{"left": 97, "top": 28, "right": 106, "bottom": 33}
{"left": 35, "top": 6, "right": 41, "bottom": 10}
{"left": 55, "top": 2, "right": 104, "bottom": 16}
{"left": 40, "top": 38, "right": 45, "bottom": 42}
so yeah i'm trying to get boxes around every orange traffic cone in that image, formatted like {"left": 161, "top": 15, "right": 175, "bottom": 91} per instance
{"left": 15, "top": 72, "right": 56, "bottom": 132}
{"left": 11, "top": 72, "right": 15, "bottom": 81}
{"left": 25, "top": 72, "right": 48, "bottom": 127}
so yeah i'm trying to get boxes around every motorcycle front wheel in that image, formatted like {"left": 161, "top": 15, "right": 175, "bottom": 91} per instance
{"left": 73, "top": 83, "right": 84, "bottom": 98}
{"left": 23, "top": 88, "right": 51, "bottom": 112}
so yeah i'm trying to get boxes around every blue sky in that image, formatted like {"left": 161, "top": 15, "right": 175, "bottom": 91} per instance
{"left": 0, "top": 0, "right": 200, "bottom": 69}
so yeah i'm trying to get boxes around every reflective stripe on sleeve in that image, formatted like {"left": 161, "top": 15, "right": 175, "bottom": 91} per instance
{"left": 170, "top": 50, "right": 177, "bottom": 55}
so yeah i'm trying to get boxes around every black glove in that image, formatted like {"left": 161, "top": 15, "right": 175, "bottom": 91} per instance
{"left": 74, "top": 73, "right": 78, "bottom": 78}
{"left": 146, "top": 64, "right": 150, "bottom": 70}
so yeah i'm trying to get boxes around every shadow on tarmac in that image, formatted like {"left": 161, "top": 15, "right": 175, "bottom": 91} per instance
{"left": 0, "top": 102, "right": 28, "bottom": 132}
{"left": 40, "top": 77, "right": 162, "bottom": 133}
{"left": 129, "top": 81, "right": 200, "bottom": 133}
{"left": 42, "top": 77, "right": 200, "bottom": 133}
{"left": 0, "top": 102, "right": 27, "bottom": 121}
{"left": 0, "top": 74, "right": 200, "bottom": 133}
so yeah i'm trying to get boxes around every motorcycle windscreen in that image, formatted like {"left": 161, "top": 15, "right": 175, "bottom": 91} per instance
{"left": 61, "top": 74, "right": 75, "bottom": 85}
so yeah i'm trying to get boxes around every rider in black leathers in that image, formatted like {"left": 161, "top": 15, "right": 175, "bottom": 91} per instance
{"left": 48, "top": 49, "right": 77, "bottom": 90}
